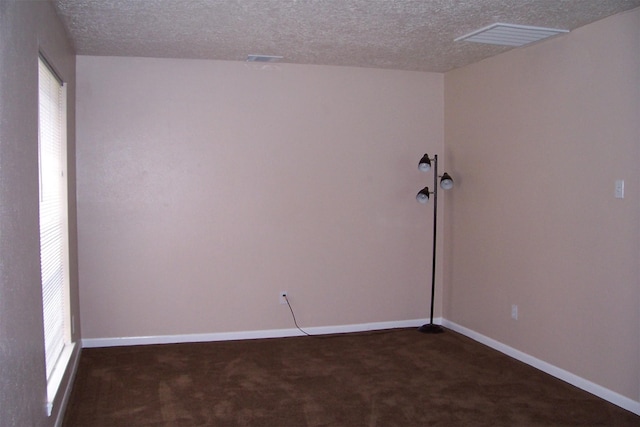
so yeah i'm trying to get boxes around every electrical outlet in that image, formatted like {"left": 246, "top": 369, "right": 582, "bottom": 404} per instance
{"left": 511, "top": 304, "right": 518, "bottom": 320}
{"left": 279, "top": 291, "right": 288, "bottom": 305}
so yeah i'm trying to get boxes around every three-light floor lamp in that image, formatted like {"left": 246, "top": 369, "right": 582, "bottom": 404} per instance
{"left": 416, "top": 153, "right": 453, "bottom": 334}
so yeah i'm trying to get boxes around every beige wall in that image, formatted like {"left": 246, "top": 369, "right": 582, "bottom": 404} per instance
{"left": 76, "top": 57, "right": 444, "bottom": 339}
{"left": 0, "top": 1, "right": 79, "bottom": 426}
{"left": 444, "top": 8, "right": 640, "bottom": 402}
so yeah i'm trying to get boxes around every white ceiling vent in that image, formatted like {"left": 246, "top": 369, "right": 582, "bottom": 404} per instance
{"left": 455, "top": 23, "right": 569, "bottom": 47}
{"left": 246, "top": 55, "right": 283, "bottom": 62}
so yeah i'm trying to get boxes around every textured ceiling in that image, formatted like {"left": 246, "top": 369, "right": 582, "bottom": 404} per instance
{"left": 53, "top": 0, "right": 640, "bottom": 72}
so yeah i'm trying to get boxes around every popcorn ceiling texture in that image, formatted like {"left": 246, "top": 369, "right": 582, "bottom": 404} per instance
{"left": 53, "top": 0, "right": 640, "bottom": 72}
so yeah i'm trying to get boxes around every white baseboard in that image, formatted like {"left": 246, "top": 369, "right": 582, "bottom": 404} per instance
{"left": 442, "top": 319, "right": 640, "bottom": 416}
{"left": 81, "top": 318, "right": 434, "bottom": 348}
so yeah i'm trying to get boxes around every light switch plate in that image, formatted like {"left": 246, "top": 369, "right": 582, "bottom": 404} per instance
{"left": 615, "top": 180, "right": 624, "bottom": 199}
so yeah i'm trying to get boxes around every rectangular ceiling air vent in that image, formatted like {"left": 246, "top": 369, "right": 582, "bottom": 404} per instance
{"left": 455, "top": 23, "right": 569, "bottom": 47}
{"left": 246, "top": 55, "right": 283, "bottom": 62}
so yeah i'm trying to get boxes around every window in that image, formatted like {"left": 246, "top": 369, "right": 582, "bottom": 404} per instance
{"left": 38, "top": 55, "right": 73, "bottom": 415}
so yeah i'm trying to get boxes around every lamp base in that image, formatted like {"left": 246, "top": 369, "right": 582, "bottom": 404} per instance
{"left": 418, "top": 323, "right": 444, "bottom": 334}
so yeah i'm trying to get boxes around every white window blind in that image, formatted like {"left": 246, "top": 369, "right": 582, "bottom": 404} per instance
{"left": 38, "top": 56, "right": 70, "bottom": 384}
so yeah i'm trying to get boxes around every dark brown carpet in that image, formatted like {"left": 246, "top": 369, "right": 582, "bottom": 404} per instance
{"left": 63, "top": 328, "right": 639, "bottom": 426}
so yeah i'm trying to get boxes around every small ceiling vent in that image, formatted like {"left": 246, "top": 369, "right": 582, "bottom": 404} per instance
{"left": 455, "top": 23, "right": 569, "bottom": 47}
{"left": 246, "top": 55, "right": 283, "bottom": 62}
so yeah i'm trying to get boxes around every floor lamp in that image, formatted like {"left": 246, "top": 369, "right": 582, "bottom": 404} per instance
{"left": 416, "top": 154, "right": 453, "bottom": 334}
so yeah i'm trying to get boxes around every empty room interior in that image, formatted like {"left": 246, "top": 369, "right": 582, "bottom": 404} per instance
{"left": 1, "top": 0, "right": 639, "bottom": 426}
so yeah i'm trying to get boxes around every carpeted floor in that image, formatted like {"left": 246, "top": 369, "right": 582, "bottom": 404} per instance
{"left": 62, "top": 328, "right": 639, "bottom": 426}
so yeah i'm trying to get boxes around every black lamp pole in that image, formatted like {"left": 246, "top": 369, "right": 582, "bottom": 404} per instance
{"left": 418, "top": 154, "right": 446, "bottom": 334}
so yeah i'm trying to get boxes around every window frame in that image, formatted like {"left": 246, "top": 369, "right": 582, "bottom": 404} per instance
{"left": 37, "top": 54, "right": 75, "bottom": 416}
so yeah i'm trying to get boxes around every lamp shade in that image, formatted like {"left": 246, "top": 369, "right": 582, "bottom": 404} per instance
{"left": 416, "top": 187, "right": 430, "bottom": 203}
{"left": 418, "top": 154, "right": 431, "bottom": 172}
{"left": 440, "top": 173, "right": 454, "bottom": 190}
